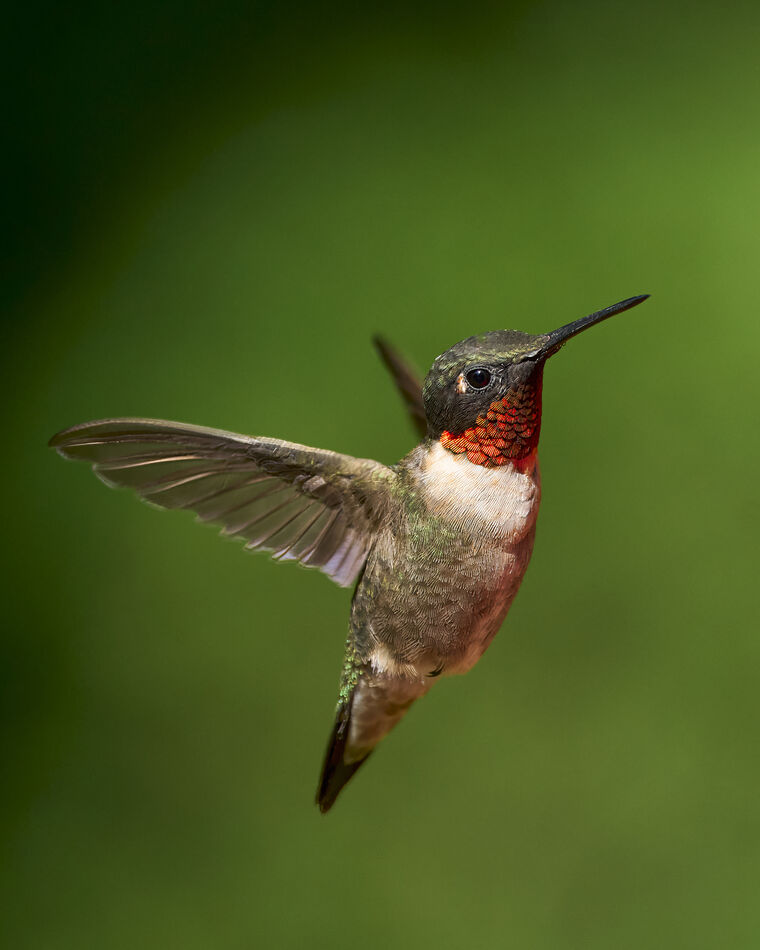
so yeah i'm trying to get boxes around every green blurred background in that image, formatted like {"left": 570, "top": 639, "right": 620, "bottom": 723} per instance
{"left": 4, "top": 1, "right": 759, "bottom": 947}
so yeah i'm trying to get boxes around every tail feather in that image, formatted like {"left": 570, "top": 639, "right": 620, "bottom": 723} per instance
{"left": 316, "top": 675, "right": 429, "bottom": 813}
{"left": 316, "top": 699, "right": 372, "bottom": 814}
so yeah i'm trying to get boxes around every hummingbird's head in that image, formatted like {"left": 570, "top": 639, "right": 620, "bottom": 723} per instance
{"left": 423, "top": 295, "right": 648, "bottom": 469}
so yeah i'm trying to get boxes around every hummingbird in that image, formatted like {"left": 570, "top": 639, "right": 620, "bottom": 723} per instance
{"left": 50, "top": 294, "right": 648, "bottom": 813}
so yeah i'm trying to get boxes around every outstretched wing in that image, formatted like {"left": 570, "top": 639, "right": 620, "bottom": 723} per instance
{"left": 50, "top": 418, "right": 394, "bottom": 588}
{"left": 373, "top": 336, "right": 427, "bottom": 439}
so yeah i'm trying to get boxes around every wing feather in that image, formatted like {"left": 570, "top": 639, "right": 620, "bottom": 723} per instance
{"left": 373, "top": 336, "right": 427, "bottom": 438}
{"left": 50, "top": 418, "right": 394, "bottom": 588}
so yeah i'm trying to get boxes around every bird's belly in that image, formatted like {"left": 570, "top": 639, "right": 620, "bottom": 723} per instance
{"left": 358, "top": 518, "right": 537, "bottom": 679}
{"left": 432, "top": 531, "right": 537, "bottom": 675}
{"left": 355, "top": 445, "right": 542, "bottom": 678}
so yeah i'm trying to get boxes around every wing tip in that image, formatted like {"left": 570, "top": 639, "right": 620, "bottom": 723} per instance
{"left": 48, "top": 418, "right": 125, "bottom": 448}
{"left": 371, "top": 334, "right": 428, "bottom": 440}
{"left": 371, "top": 334, "right": 399, "bottom": 368}
{"left": 48, "top": 419, "right": 122, "bottom": 454}
{"left": 48, "top": 427, "right": 75, "bottom": 451}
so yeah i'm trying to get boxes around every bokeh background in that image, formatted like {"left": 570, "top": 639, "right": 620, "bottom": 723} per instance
{"left": 4, "top": 1, "right": 760, "bottom": 947}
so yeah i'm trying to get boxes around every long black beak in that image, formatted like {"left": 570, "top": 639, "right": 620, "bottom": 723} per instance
{"left": 536, "top": 295, "right": 649, "bottom": 359}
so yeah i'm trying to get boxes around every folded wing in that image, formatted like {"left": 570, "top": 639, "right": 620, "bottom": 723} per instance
{"left": 50, "top": 418, "right": 394, "bottom": 588}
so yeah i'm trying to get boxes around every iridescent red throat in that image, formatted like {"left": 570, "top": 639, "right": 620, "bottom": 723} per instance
{"left": 440, "top": 376, "right": 543, "bottom": 471}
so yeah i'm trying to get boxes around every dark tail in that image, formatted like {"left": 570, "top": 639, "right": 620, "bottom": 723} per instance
{"left": 316, "top": 675, "right": 428, "bottom": 813}
{"left": 316, "top": 697, "right": 372, "bottom": 814}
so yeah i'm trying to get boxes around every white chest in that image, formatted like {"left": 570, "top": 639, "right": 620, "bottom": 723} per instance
{"left": 414, "top": 442, "right": 541, "bottom": 544}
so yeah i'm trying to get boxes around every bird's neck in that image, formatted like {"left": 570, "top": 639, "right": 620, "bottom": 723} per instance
{"left": 439, "top": 370, "right": 543, "bottom": 473}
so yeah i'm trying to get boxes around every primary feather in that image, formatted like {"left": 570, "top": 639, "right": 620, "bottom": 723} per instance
{"left": 50, "top": 418, "right": 393, "bottom": 588}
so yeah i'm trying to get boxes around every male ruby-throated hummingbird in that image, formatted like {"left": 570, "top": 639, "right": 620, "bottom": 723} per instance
{"left": 50, "top": 294, "right": 648, "bottom": 812}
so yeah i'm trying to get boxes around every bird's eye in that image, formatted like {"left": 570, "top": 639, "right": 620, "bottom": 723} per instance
{"left": 465, "top": 368, "right": 492, "bottom": 390}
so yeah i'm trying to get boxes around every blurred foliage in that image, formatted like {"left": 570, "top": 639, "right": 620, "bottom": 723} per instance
{"left": 3, "top": 1, "right": 760, "bottom": 947}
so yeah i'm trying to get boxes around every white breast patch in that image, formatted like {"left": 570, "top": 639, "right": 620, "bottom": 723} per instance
{"left": 415, "top": 442, "right": 541, "bottom": 544}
